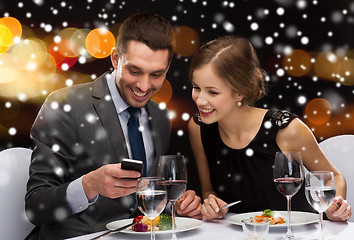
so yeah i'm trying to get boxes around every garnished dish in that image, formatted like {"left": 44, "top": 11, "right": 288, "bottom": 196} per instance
{"left": 131, "top": 213, "right": 173, "bottom": 232}
{"left": 106, "top": 216, "right": 202, "bottom": 234}
{"left": 252, "top": 209, "right": 285, "bottom": 225}
{"left": 228, "top": 210, "right": 318, "bottom": 228}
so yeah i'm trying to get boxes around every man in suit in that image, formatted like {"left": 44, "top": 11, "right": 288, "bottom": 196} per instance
{"left": 25, "top": 13, "right": 201, "bottom": 239}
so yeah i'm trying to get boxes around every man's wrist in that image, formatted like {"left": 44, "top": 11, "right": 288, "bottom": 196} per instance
{"left": 82, "top": 172, "right": 98, "bottom": 201}
{"left": 67, "top": 176, "right": 98, "bottom": 214}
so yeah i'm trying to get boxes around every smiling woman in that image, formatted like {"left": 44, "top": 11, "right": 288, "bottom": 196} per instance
{"left": 187, "top": 35, "right": 351, "bottom": 223}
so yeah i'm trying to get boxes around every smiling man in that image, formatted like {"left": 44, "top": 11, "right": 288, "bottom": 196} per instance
{"left": 112, "top": 40, "right": 170, "bottom": 108}
{"left": 25, "top": 13, "right": 201, "bottom": 240}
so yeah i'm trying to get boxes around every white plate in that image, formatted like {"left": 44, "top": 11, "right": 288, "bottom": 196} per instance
{"left": 106, "top": 217, "right": 202, "bottom": 234}
{"left": 228, "top": 211, "right": 318, "bottom": 228}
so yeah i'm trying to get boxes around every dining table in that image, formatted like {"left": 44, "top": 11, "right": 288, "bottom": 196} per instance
{"left": 67, "top": 213, "right": 354, "bottom": 240}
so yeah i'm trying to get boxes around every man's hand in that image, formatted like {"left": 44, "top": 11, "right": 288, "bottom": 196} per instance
{"left": 326, "top": 196, "right": 352, "bottom": 222}
{"left": 175, "top": 190, "right": 202, "bottom": 219}
{"left": 82, "top": 163, "right": 141, "bottom": 201}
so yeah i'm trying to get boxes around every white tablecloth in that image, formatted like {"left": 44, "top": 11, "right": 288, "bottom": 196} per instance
{"left": 68, "top": 214, "right": 354, "bottom": 240}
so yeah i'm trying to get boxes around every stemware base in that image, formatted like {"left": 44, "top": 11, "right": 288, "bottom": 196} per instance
{"left": 309, "top": 233, "right": 333, "bottom": 240}
{"left": 277, "top": 236, "right": 302, "bottom": 240}
{"left": 310, "top": 238, "right": 332, "bottom": 240}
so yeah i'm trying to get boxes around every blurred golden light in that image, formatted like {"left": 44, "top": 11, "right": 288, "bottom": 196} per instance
{"left": 21, "top": 25, "right": 36, "bottom": 39}
{"left": 1, "top": 79, "right": 39, "bottom": 99}
{"left": 71, "top": 28, "right": 91, "bottom": 58}
{"left": 152, "top": 79, "right": 173, "bottom": 104}
{"left": 49, "top": 39, "right": 78, "bottom": 69}
{"left": 0, "top": 70, "right": 65, "bottom": 99}
{"left": 304, "top": 98, "right": 332, "bottom": 125}
{"left": 85, "top": 28, "right": 115, "bottom": 59}
{"left": 304, "top": 104, "right": 354, "bottom": 140}
{"left": 0, "top": 17, "right": 22, "bottom": 39}
{"left": 11, "top": 38, "right": 48, "bottom": 69}
{"left": 337, "top": 58, "right": 354, "bottom": 86}
{"left": 0, "top": 44, "right": 10, "bottom": 54}
{"left": 0, "top": 25, "right": 13, "bottom": 48}
{"left": 26, "top": 52, "right": 56, "bottom": 82}
{"left": 57, "top": 38, "right": 79, "bottom": 58}
{"left": 57, "top": 27, "right": 78, "bottom": 40}
{"left": 313, "top": 52, "right": 340, "bottom": 80}
{"left": 0, "top": 66, "right": 20, "bottom": 86}
{"left": 0, "top": 53, "right": 17, "bottom": 84}
{"left": 0, "top": 37, "right": 57, "bottom": 99}
{"left": 56, "top": 28, "right": 81, "bottom": 59}
{"left": 0, "top": 17, "right": 22, "bottom": 54}
{"left": 283, "top": 49, "right": 311, "bottom": 77}
{"left": 173, "top": 26, "right": 200, "bottom": 57}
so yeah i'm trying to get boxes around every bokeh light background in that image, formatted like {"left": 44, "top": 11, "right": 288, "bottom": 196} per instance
{"left": 1, "top": 0, "right": 354, "bottom": 192}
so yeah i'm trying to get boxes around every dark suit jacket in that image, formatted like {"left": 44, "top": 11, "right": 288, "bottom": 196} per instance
{"left": 25, "top": 73, "right": 171, "bottom": 239}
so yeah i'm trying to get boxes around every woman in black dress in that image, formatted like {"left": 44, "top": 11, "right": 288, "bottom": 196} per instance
{"left": 188, "top": 35, "right": 351, "bottom": 221}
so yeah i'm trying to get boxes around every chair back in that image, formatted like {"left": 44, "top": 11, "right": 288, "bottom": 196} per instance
{"left": 319, "top": 135, "right": 354, "bottom": 222}
{"left": 0, "top": 147, "right": 35, "bottom": 239}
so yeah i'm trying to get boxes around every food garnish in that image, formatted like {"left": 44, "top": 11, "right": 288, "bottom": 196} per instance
{"left": 252, "top": 209, "right": 285, "bottom": 225}
{"left": 131, "top": 213, "right": 173, "bottom": 232}
{"left": 133, "top": 222, "right": 148, "bottom": 232}
{"left": 158, "top": 213, "right": 173, "bottom": 230}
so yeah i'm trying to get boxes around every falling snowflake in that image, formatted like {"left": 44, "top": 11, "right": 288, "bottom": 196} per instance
{"left": 245, "top": 148, "right": 254, "bottom": 157}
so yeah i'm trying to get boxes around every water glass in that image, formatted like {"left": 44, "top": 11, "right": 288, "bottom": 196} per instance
{"left": 136, "top": 177, "right": 167, "bottom": 240}
{"left": 241, "top": 218, "right": 270, "bottom": 240}
{"left": 305, "top": 171, "right": 336, "bottom": 240}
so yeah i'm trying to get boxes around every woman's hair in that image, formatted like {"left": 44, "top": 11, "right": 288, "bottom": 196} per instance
{"left": 189, "top": 35, "right": 267, "bottom": 106}
{"left": 116, "top": 13, "right": 174, "bottom": 62}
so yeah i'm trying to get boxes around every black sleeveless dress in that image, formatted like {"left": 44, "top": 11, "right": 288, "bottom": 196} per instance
{"left": 198, "top": 109, "right": 315, "bottom": 213}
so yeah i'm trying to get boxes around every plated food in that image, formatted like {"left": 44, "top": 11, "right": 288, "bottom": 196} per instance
{"left": 252, "top": 209, "right": 285, "bottom": 225}
{"left": 106, "top": 217, "right": 203, "bottom": 234}
{"left": 131, "top": 213, "right": 173, "bottom": 232}
{"left": 228, "top": 210, "right": 318, "bottom": 228}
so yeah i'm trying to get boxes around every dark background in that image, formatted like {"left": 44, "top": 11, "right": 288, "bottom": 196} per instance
{"left": 1, "top": 0, "right": 354, "bottom": 195}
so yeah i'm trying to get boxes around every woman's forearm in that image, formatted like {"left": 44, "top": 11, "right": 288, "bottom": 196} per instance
{"left": 334, "top": 174, "right": 347, "bottom": 199}
{"left": 202, "top": 191, "right": 217, "bottom": 201}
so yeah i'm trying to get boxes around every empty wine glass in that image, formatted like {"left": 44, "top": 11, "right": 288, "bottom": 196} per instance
{"left": 273, "top": 151, "right": 304, "bottom": 240}
{"left": 136, "top": 177, "right": 167, "bottom": 240}
{"left": 157, "top": 155, "right": 187, "bottom": 240}
{"left": 305, "top": 171, "right": 336, "bottom": 240}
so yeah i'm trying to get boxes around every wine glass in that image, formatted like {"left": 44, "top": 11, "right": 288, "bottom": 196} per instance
{"left": 157, "top": 154, "right": 187, "bottom": 240}
{"left": 273, "top": 151, "right": 304, "bottom": 240}
{"left": 305, "top": 171, "right": 336, "bottom": 240}
{"left": 136, "top": 177, "right": 168, "bottom": 240}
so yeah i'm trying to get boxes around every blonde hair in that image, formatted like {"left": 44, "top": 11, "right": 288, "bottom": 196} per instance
{"left": 189, "top": 35, "right": 267, "bottom": 106}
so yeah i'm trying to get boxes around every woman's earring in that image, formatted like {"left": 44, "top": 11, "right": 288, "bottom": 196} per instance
{"left": 237, "top": 101, "right": 242, "bottom": 107}
{"left": 197, "top": 113, "right": 202, "bottom": 122}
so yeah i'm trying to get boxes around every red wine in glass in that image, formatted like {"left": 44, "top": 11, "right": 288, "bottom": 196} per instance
{"left": 273, "top": 151, "right": 304, "bottom": 240}
{"left": 274, "top": 177, "right": 303, "bottom": 196}
{"left": 157, "top": 155, "right": 187, "bottom": 240}
{"left": 160, "top": 180, "right": 187, "bottom": 201}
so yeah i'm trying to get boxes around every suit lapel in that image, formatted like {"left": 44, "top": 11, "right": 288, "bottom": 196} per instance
{"left": 146, "top": 102, "right": 162, "bottom": 176}
{"left": 92, "top": 73, "right": 129, "bottom": 162}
